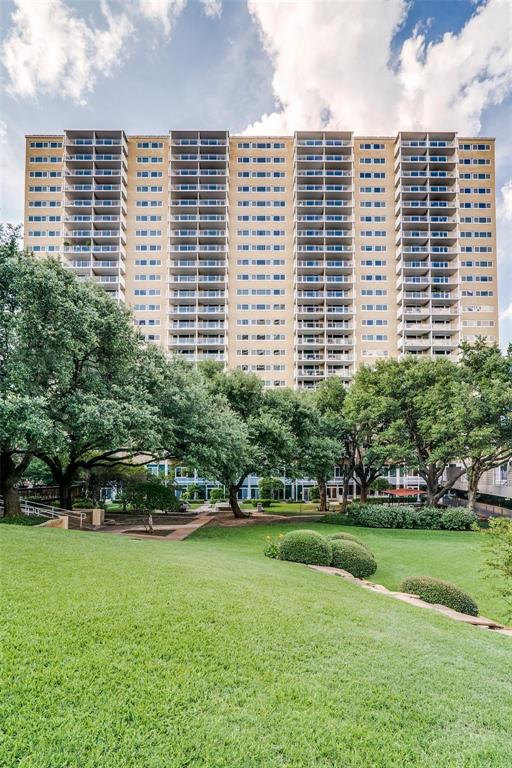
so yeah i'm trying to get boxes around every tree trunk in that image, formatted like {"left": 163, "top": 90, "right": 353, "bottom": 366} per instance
{"left": 228, "top": 485, "right": 250, "bottom": 518}
{"left": 359, "top": 482, "right": 369, "bottom": 504}
{"left": 2, "top": 482, "right": 21, "bottom": 517}
{"left": 0, "top": 451, "right": 28, "bottom": 517}
{"left": 58, "top": 478, "right": 73, "bottom": 511}
{"left": 318, "top": 478, "right": 328, "bottom": 512}
{"left": 423, "top": 463, "right": 440, "bottom": 507}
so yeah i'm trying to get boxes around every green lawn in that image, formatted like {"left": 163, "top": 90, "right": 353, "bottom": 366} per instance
{"left": 2, "top": 524, "right": 511, "bottom": 768}
{"left": 240, "top": 501, "right": 319, "bottom": 515}
{"left": 195, "top": 522, "right": 507, "bottom": 623}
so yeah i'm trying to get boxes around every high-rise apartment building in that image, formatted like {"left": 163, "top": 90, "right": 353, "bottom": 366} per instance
{"left": 24, "top": 130, "right": 499, "bottom": 388}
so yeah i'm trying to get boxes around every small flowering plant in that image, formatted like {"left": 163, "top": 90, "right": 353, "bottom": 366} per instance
{"left": 264, "top": 533, "right": 284, "bottom": 559}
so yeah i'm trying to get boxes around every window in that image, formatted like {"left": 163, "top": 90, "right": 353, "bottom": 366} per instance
{"left": 137, "top": 156, "right": 163, "bottom": 163}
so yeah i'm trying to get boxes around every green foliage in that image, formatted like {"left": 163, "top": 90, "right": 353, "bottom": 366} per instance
{"left": 250, "top": 498, "right": 273, "bottom": 508}
{"left": 351, "top": 503, "right": 407, "bottom": 529}
{"left": 370, "top": 477, "right": 391, "bottom": 492}
{"left": 258, "top": 476, "right": 283, "bottom": 500}
{"left": 20, "top": 458, "right": 53, "bottom": 486}
{"left": 458, "top": 342, "right": 512, "bottom": 509}
{"left": 195, "top": 368, "right": 295, "bottom": 516}
{"left": 278, "top": 529, "right": 333, "bottom": 566}
{"left": 309, "top": 485, "right": 320, "bottom": 501}
{"left": 0, "top": 515, "right": 41, "bottom": 526}
{"left": 345, "top": 357, "right": 467, "bottom": 505}
{"left": 399, "top": 576, "right": 479, "bottom": 616}
{"left": 263, "top": 533, "right": 284, "bottom": 559}
{"left": 349, "top": 504, "right": 476, "bottom": 530}
{"left": 182, "top": 483, "right": 205, "bottom": 501}
{"left": 483, "top": 518, "right": 512, "bottom": 615}
{"left": 71, "top": 497, "right": 98, "bottom": 510}
{"left": 440, "top": 507, "right": 477, "bottom": 530}
{"left": 326, "top": 531, "right": 369, "bottom": 549}
{"left": 209, "top": 488, "right": 226, "bottom": 503}
{"left": 330, "top": 539, "right": 377, "bottom": 578}
{"left": 123, "top": 472, "right": 178, "bottom": 514}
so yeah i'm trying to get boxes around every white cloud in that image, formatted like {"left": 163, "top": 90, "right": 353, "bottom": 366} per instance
{"left": 499, "top": 179, "right": 512, "bottom": 221}
{"left": 201, "top": 0, "right": 222, "bottom": 18}
{"left": 0, "top": 120, "right": 25, "bottom": 226}
{"left": 137, "top": 0, "right": 221, "bottom": 35}
{"left": 245, "top": 0, "right": 512, "bottom": 134}
{"left": 2, "top": 0, "right": 134, "bottom": 105}
{"left": 137, "top": 0, "right": 187, "bottom": 36}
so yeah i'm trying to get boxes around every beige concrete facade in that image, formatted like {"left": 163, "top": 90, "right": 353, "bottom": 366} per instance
{"left": 24, "top": 130, "right": 499, "bottom": 388}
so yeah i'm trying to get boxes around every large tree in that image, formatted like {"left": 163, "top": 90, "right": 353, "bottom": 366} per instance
{"left": 0, "top": 227, "right": 93, "bottom": 514}
{"left": 347, "top": 357, "right": 467, "bottom": 506}
{"left": 343, "top": 367, "right": 396, "bottom": 503}
{"left": 296, "top": 410, "right": 340, "bottom": 512}
{"left": 316, "top": 377, "right": 356, "bottom": 509}
{"left": 457, "top": 340, "right": 512, "bottom": 512}
{"left": 195, "top": 369, "right": 294, "bottom": 517}
{"left": 31, "top": 282, "right": 159, "bottom": 510}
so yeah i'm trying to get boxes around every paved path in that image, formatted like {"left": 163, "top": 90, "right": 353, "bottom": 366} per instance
{"left": 165, "top": 511, "right": 212, "bottom": 540}
{"left": 308, "top": 565, "right": 512, "bottom": 637}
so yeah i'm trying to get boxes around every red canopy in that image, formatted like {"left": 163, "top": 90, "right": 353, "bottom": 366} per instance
{"left": 385, "top": 488, "right": 424, "bottom": 496}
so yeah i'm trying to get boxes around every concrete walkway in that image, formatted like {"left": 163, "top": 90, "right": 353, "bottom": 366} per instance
{"left": 165, "top": 510, "right": 212, "bottom": 540}
{"left": 308, "top": 564, "right": 512, "bottom": 638}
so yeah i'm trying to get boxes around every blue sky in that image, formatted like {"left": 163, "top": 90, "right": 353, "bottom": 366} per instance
{"left": 1, "top": 0, "right": 510, "bottom": 345}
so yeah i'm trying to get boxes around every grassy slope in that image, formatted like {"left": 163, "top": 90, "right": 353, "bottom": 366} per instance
{"left": 2, "top": 525, "right": 511, "bottom": 768}
{"left": 196, "top": 523, "right": 506, "bottom": 623}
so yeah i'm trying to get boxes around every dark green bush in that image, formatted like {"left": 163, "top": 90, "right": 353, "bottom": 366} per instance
{"left": 278, "top": 529, "right": 332, "bottom": 566}
{"left": 72, "top": 497, "right": 96, "bottom": 509}
{"left": 440, "top": 507, "right": 477, "bottom": 530}
{"left": 250, "top": 498, "right": 273, "bottom": 508}
{"left": 0, "top": 515, "right": 41, "bottom": 526}
{"left": 351, "top": 503, "right": 407, "bottom": 528}
{"left": 399, "top": 576, "right": 478, "bottom": 616}
{"left": 330, "top": 540, "right": 377, "bottom": 579}
{"left": 326, "top": 531, "right": 369, "bottom": 550}
{"left": 346, "top": 503, "right": 476, "bottom": 531}
{"left": 402, "top": 505, "right": 444, "bottom": 529}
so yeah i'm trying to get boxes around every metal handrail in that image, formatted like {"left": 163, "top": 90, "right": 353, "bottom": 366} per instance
{"left": 20, "top": 499, "right": 86, "bottom": 528}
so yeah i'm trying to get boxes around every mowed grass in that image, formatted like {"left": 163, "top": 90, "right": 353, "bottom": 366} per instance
{"left": 2, "top": 524, "right": 511, "bottom": 768}
{"left": 240, "top": 501, "right": 319, "bottom": 515}
{"left": 195, "top": 522, "right": 507, "bottom": 623}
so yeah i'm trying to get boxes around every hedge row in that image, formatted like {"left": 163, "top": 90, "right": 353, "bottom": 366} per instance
{"left": 323, "top": 504, "right": 476, "bottom": 530}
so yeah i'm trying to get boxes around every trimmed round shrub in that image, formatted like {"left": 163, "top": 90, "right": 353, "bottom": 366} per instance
{"left": 440, "top": 507, "right": 477, "bottom": 530}
{"left": 399, "top": 576, "right": 478, "bottom": 616}
{"left": 278, "top": 529, "right": 332, "bottom": 566}
{"left": 326, "top": 531, "right": 369, "bottom": 549}
{"left": 330, "top": 540, "right": 377, "bottom": 579}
